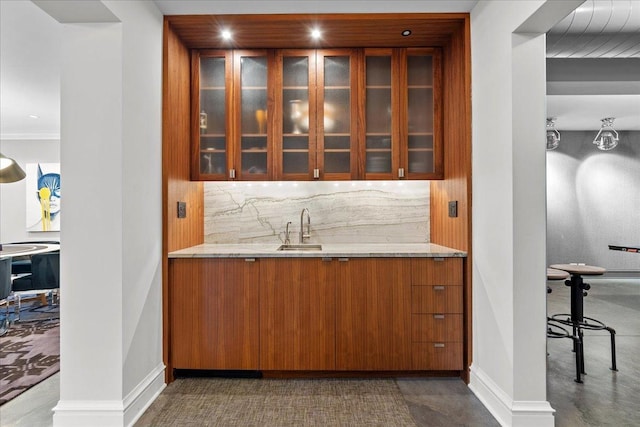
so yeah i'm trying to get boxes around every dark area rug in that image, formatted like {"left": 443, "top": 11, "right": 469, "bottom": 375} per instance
{"left": 0, "top": 300, "right": 60, "bottom": 406}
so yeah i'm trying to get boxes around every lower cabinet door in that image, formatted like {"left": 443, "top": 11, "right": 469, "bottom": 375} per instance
{"left": 336, "top": 258, "right": 412, "bottom": 370}
{"left": 260, "top": 258, "right": 336, "bottom": 370}
{"left": 170, "top": 258, "right": 259, "bottom": 370}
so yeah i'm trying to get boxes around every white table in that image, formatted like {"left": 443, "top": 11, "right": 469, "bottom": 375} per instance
{"left": 0, "top": 243, "right": 60, "bottom": 259}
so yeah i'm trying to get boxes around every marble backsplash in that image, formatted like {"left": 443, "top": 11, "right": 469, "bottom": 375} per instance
{"left": 204, "top": 181, "right": 430, "bottom": 244}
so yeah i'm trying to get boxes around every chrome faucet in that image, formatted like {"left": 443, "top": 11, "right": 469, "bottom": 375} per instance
{"left": 299, "top": 208, "right": 311, "bottom": 243}
{"left": 284, "top": 221, "right": 292, "bottom": 245}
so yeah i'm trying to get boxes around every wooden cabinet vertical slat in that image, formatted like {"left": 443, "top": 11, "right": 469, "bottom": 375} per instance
{"left": 170, "top": 258, "right": 259, "bottom": 369}
{"left": 259, "top": 258, "right": 336, "bottom": 370}
{"left": 336, "top": 258, "right": 412, "bottom": 370}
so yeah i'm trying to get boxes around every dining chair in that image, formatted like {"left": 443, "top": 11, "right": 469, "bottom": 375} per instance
{"left": 0, "top": 257, "right": 13, "bottom": 335}
{"left": 11, "top": 251, "right": 60, "bottom": 320}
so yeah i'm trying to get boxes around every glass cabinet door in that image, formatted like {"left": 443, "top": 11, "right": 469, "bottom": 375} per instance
{"left": 317, "top": 50, "right": 357, "bottom": 179}
{"left": 363, "top": 50, "right": 396, "bottom": 179}
{"left": 405, "top": 48, "right": 441, "bottom": 178}
{"left": 278, "top": 50, "right": 315, "bottom": 180}
{"left": 194, "top": 51, "right": 232, "bottom": 179}
{"left": 234, "top": 50, "right": 271, "bottom": 180}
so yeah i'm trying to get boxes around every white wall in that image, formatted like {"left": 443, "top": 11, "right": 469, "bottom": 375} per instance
{"left": 547, "top": 131, "right": 640, "bottom": 273}
{"left": 0, "top": 139, "right": 60, "bottom": 243}
{"left": 469, "top": 1, "right": 582, "bottom": 426}
{"left": 50, "top": 1, "right": 164, "bottom": 426}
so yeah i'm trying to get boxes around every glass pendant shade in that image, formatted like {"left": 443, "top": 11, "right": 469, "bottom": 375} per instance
{"left": 0, "top": 153, "right": 26, "bottom": 183}
{"left": 593, "top": 117, "right": 619, "bottom": 151}
{"left": 546, "top": 118, "right": 560, "bottom": 150}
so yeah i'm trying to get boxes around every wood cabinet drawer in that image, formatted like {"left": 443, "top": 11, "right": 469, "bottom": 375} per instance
{"left": 412, "top": 314, "right": 463, "bottom": 342}
{"left": 412, "top": 342, "right": 463, "bottom": 370}
{"left": 411, "top": 258, "right": 462, "bottom": 286}
{"left": 411, "top": 285, "right": 462, "bottom": 314}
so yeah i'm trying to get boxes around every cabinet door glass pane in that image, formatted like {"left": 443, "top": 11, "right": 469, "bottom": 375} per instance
{"left": 365, "top": 56, "right": 392, "bottom": 174}
{"left": 199, "top": 57, "right": 226, "bottom": 176}
{"left": 407, "top": 54, "right": 435, "bottom": 174}
{"left": 323, "top": 56, "right": 351, "bottom": 175}
{"left": 240, "top": 56, "right": 268, "bottom": 176}
{"left": 282, "top": 55, "right": 310, "bottom": 175}
{"left": 407, "top": 55, "right": 433, "bottom": 86}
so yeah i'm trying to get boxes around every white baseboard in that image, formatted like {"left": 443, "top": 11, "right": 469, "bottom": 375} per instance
{"left": 124, "top": 363, "right": 166, "bottom": 427}
{"left": 469, "top": 365, "right": 555, "bottom": 427}
{"left": 53, "top": 363, "right": 165, "bottom": 427}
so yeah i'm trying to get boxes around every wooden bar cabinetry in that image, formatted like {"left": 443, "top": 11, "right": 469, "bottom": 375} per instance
{"left": 169, "top": 256, "right": 463, "bottom": 373}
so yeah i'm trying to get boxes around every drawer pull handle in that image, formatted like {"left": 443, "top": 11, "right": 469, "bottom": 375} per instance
{"left": 322, "top": 257, "right": 333, "bottom": 262}
{"left": 434, "top": 286, "right": 445, "bottom": 291}
{"left": 338, "top": 258, "right": 349, "bottom": 262}
{"left": 434, "top": 343, "right": 445, "bottom": 348}
{"left": 433, "top": 314, "right": 445, "bottom": 319}
{"left": 245, "top": 258, "right": 256, "bottom": 262}
{"left": 434, "top": 257, "right": 445, "bottom": 262}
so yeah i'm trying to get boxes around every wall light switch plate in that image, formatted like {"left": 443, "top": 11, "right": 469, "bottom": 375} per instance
{"left": 177, "top": 201, "right": 187, "bottom": 218}
{"left": 448, "top": 201, "right": 458, "bottom": 218}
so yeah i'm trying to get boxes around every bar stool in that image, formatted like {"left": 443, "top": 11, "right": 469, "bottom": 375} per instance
{"left": 549, "top": 263, "right": 617, "bottom": 382}
{"left": 546, "top": 267, "right": 584, "bottom": 382}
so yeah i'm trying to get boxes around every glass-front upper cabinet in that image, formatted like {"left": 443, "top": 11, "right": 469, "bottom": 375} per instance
{"left": 192, "top": 50, "right": 233, "bottom": 180}
{"left": 275, "top": 49, "right": 358, "bottom": 180}
{"left": 234, "top": 50, "right": 273, "bottom": 180}
{"left": 276, "top": 50, "right": 316, "bottom": 180}
{"left": 362, "top": 49, "right": 396, "bottom": 179}
{"left": 362, "top": 48, "right": 442, "bottom": 180}
{"left": 317, "top": 49, "right": 358, "bottom": 180}
{"left": 405, "top": 48, "right": 442, "bottom": 179}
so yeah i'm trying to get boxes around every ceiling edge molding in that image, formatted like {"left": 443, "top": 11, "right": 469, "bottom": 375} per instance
{"left": 515, "top": 0, "right": 584, "bottom": 34}
{"left": 0, "top": 133, "right": 61, "bottom": 141}
{"left": 32, "top": 0, "right": 119, "bottom": 23}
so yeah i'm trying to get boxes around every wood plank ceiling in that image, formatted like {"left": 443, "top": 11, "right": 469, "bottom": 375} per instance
{"left": 165, "top": 13, "right": 467, "bottom": 49}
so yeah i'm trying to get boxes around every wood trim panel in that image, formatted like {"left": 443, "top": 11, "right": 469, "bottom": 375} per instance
{"left": 428, "top": 17, "right": 472, "bottom": 382}
{"left": 163, "top": 19, "right": 205, "bottom": 382}
{"left": 170, "top": 258, "right": 259, "bottom": 369}
{"left": 259, "top": 258, "right": 336, "bottom": 370}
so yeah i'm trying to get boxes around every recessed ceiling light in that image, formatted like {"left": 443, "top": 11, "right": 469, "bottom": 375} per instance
{"left": 28, "top": 114, "right": 39, "bottom": 119}
{"left": 311, "top": 28, "right": 321, "bottom": 40}
{"left": 401, "top": 30, "right": 412, "bottom": 36}
{"left": 221, "top": 29, "right": 232, "bottom": 40}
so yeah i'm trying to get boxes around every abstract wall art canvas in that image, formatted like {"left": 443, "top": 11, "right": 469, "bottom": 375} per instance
{"left": 25, "top": 163, "right": 61, "bottom": 232}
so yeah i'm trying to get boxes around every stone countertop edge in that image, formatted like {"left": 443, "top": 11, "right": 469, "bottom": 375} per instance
{"left": 168, "top": 243, "right": 467, "bottom": 258}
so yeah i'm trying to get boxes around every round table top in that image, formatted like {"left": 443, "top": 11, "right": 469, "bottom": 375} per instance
{"left": 0, "top": 243, "right": 60, "bottom": 259}
{"left": 549, "top": 264, "right": 606, "bottom": 276}
{"left": 547, "top": 267, "right": 570, "bottom": 280}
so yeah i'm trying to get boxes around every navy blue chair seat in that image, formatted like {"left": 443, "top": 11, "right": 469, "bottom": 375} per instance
{"left": 12, "top": 251, "right": 60, "bottom": 293}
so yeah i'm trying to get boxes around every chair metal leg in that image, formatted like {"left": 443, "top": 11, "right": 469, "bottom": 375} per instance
{"left": 606, "top": 326, "right": 618, "bottom": 371}
{"left": 572, "top": 334, "right": 583, "bottom": 383}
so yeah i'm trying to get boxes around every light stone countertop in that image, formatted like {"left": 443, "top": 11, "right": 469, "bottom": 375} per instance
{"left": 168, "top": 243, "right": 467, "bottom": 259}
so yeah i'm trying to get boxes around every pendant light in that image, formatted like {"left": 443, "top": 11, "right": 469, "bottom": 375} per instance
{"left": 546, "top": 117, "right": 560, "bottom": 150}
{"left": 593, "top": 117, "right": 619, "bottom": 151}
{"left": 0, "top": 153, "right": 26, "bottom": 183}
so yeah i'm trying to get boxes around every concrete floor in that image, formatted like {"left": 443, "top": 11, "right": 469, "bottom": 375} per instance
{"left": 546, "top": 278, "right": 640, "bottom": 427}
{"left": 1, "top": 278, "right": 637, "bottom": 426}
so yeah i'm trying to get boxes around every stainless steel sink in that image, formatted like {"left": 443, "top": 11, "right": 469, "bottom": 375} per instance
{"left": 277, "top": 244, "right": 323, "bottom": 251}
